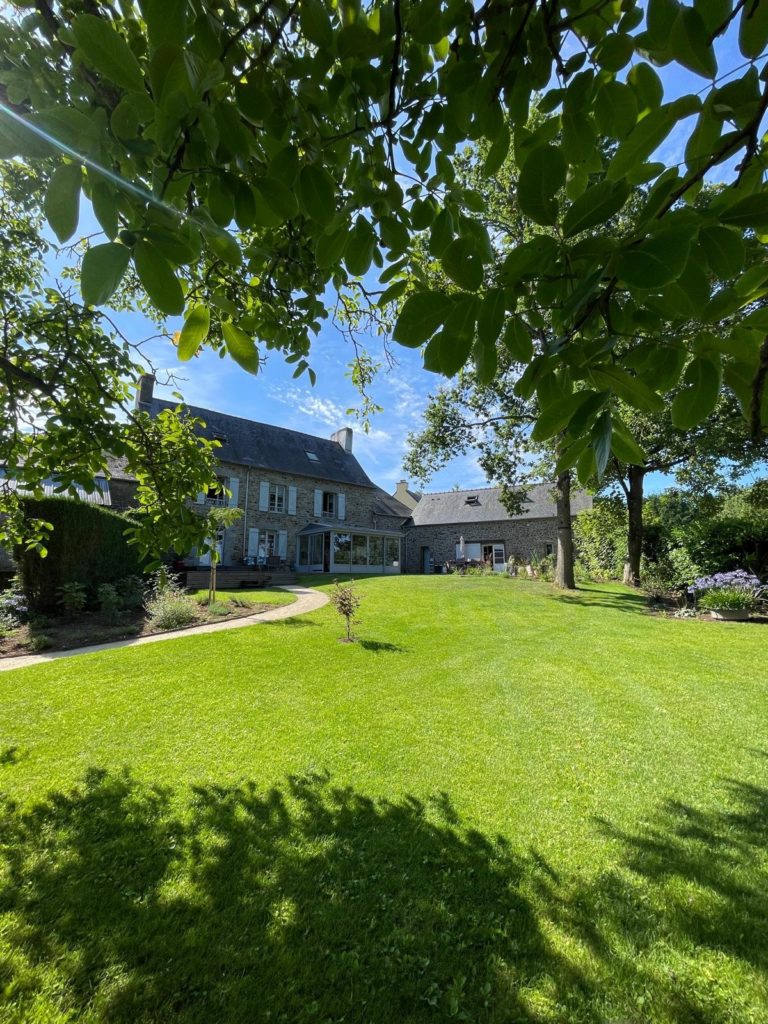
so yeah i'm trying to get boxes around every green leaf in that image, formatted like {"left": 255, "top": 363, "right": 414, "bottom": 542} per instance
{"left": 81, "top": 243, "right": 130, "bottom": 306}
{"left": 699, "top": 225, "right": 745, "bottom": 278}
{"left": 72, "top": 14, "right": 145, "bottom": 92}
{"left": 141, "top": 0, "right": 189, "bottom": 49}
{"left": 483, "top": 124, "right": 510, "bottom": 177}
{"left": 563, "top": 181, "right": 630, "bottom": 238}
{"left": 669, "top": 7, "right": 717, "bottom": 78}
{"left": 611, "top": 423, "right": 647, "bottom": 466}
{"left": 646, "top": 0, "right": 681, "bottom": 46}
{"left": 718, "top": 193, "right": 768, "bottom": 231}
{"left": 393, "top": 291, "right": 446, "bottom": 347}
{"left": 441, "top": 237, "right": 484, "bottom": 291}
{"left": 501, "top": 236, "right": 558, "bottom": 284}
{"left": 473, "top": 337, "right": 498, "bottom": 386}
{"left": 591, "top": 410, "right": 612, "bottom": 481}
{"left": 222, "top": 322, "right": 259, "bottom": 374}
{"left": 671, "top": 356, "right": 721, "bottom": 428}
{"left": 300, "top": 0, "right": 334, "bottom": 49}
{"left": 532, "top": 394, "right": 579, "bottom": 442}
{"left": 594, "top": 82, "right": 638, "bottom": 139}
{"left": 595, "top": 33, "right": 634, "bottom": 72}
{"left": 617, "top": 229, "right": 691, "bottom": 288}
{"left": 133, "top": 240, "right": 184, "bottom": 315}
{"left": 739, "top": 0, "right": 768, "bottom": 58}
{"left": 44, "top": 163, "right": 81, "bottom": 243}
{"left": 517, "top": 144, "right": 566, "bottom": 226}
{"left": 255, "top": 177, "right": 299, "bottom": 223}
{"left": 503, "top": 318, "right": 533, "bottom": 363}
{"left": 297, "top": 164, "right": 336, "bottom": 226}
{"left": 590, "top": 365, "right": 665, "bottom": 413}
{"left": 90, "top": 181, "right": 118, "bottom": 239}
{"left": 177, "top": 306, "right": 210, "bottom": 361}
{"left": 477, "top": 289, "right": 506, "bottom": 347}
{"left": 316, "top": 227, "right": 347, "bottom": 269}
{"left": 345, "top": 217, "right": 377, "bottom": 275}
{"left": 608, "top": 99, "right": 700, "bottom": 181}
{"left": 428, "top": 208, "right": 454, "bottom": 257}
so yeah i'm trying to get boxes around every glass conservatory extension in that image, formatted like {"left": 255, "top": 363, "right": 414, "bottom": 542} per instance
{"left": 297, "top": 524, "right": 402, "bottom": 574}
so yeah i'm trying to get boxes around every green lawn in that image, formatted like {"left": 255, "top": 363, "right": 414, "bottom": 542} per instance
{"left": 0, "top": 576, "right": 766, "bottom": 1023}
{"left": 189, "top": 586, "right": 298, "bottom": 606}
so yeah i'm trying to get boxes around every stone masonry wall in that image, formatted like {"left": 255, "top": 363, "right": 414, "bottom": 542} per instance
{"left": 404, "top": 517, "right": 560, "bottom": 573}
{"left": 210, "top": 461, "right": 381, "bottom": 567}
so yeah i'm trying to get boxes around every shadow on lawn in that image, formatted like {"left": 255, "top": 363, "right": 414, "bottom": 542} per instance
{"left": 0, "top": 768, "right": 766, "bottom": 1023}
{"left": 552, "top": 586, "right": 650, "bottom": 615}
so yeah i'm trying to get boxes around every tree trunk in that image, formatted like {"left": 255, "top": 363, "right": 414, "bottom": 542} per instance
{"left": 622, "top": 465, "right": 645, "bottom": 587}
{"left": 555, "top": 470, "right": 575, "bottom": 589}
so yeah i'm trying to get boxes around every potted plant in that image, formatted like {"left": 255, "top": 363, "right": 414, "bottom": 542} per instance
{"left": 689, "top": 570, "right": 765, "bottom": 621}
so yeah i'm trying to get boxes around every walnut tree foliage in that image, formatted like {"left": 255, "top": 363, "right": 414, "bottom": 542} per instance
{"left": 0, "top": 159, "right": 220, "bottom": 563}
{"left": 1, "top": 0, "right": 767, "bottom": 491}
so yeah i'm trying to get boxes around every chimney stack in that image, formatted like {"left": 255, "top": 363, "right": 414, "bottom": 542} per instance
{"left": 135, "top": 373, "right": 155, "bottom": 411}
{"left": 394, "top": 479, "right": 420, "bottom": 510}
{"left": 330, "top": 427, "right": 353, "bottom": 453}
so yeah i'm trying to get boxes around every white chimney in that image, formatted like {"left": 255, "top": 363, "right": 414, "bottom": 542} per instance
{"left": 331, "top": 427, "right": 353, "bottom": 453}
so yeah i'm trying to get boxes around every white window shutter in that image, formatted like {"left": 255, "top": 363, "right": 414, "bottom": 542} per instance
{"left": 288, "top": 485, "right": 297, "bottom": 515}
{"left": 314, "top": 488, "right": 322, "bottom": 516}
{"left": 228, "top": 476, "right": 239, "bottom": 507}
{"left": 337, "top": 493, "right": 346, "bottom": 520}
{"left": 259, "top": 480, "right": 269, "bottom": 512}
{"left": 278, "top": 530, "right": 288, "bottom": 558}
{"left": 247, "top": 528, "right": 259, "bottom": 558}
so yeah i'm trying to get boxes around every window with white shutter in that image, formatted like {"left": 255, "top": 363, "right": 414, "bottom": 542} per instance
{"left": 288, "top": 485, "right": 297, "bottom": 515}
{"left": 337, "top": 493, "right": 346, "bottom": 520}
{"left": 228, "top": 477, "right": 239, "bottom": 507}
{"left": 258, "top": 480, "right": 269, "bottom": 512}
{"left": 314, "top": 488, "right": 323, "bottom": 516}
{"left": 278, "top": 530, "right": 288, "bottom": 558}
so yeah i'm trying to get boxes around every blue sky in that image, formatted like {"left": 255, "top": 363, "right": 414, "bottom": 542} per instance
{"left": 45, "top": 16, "right": 763, "bottom": 497}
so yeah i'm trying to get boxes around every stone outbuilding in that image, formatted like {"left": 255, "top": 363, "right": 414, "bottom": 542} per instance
{"left": 401, "top": 484, "right": 592, "bottom": 574}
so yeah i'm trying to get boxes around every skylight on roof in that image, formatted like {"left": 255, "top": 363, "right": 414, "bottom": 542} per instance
{"left": 465, "top": 495, "right": 480, "bottom": 505}
{"left": 305, "top": 451, "right": 320, "bottom": 462}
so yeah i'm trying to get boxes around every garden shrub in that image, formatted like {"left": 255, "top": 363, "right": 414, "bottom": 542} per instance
{"left": 116, "top": 575, "right": 144, "bottom": 611}
{"left": 28, "top": 633, "right": 53, "bottom": 651}
{"left": 97, "top": 583, "right": 122, "bottom": 622}
{"left": 145, "top": 590, "right": 199, "bottom": 631}
{"left": 58, "top": 581, "right": 87, "bottom": 617}
{"left": 16, "top": 497, "right": 146, "bottom": 613}
{"left": 573, "top": 498, "right": 626, "bottom": 580}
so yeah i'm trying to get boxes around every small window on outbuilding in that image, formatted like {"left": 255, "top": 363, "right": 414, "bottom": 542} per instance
{"left": 465, "top": 495, "right": 480, "bottom": 506}
{"left": 306, "top": 451, "right": 320, "bottom": 462}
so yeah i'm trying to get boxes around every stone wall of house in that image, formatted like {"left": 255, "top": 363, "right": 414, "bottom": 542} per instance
{"left": 403, "top": 517, "right": 561, "bottom": 573}
{"left": 109, "top": 479, "right": 139, "bottom": 512}
{"left": 209, "top": 461, "right": 382, "bottom": 567}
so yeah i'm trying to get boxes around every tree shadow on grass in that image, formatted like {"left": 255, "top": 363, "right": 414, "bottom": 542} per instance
{"left": 357, "top": 639, "right": 407, "bottom": 653}
{"left": 551, "top": 586, "right": 650, "bottom": 616}
{"left": 0, "top": 769, "right": 766, "bottom": 1023}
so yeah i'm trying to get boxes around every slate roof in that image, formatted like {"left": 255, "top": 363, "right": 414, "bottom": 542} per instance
{"left": 410, "top": 484, "right": 592, "bottom": 526}
{"left": 370, "top": 489, "right": 413, "bottom": 519}
{"left": 98, "top": 454, "right": 134, "bottom": 481}
{"left": 147, "top": 398, "right": 376, "bottom": 488}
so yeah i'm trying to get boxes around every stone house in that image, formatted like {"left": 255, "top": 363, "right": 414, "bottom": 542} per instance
{"left": 136, "top": 378, "right": 411, "bottom": 575}
{"left": 401, "top": 484, "right": 593, "bottom": 574}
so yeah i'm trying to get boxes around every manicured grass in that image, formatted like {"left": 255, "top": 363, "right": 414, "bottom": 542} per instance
{"left": 0, "top": 576, "right": 765, "bottom": 1023}
{"left": 189, "top": 586, "right": 297, "bottom": 605}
